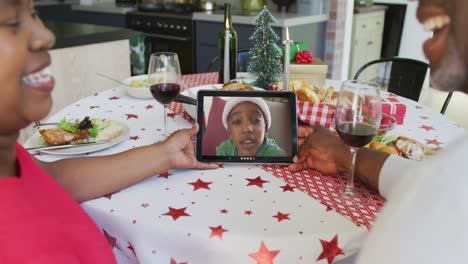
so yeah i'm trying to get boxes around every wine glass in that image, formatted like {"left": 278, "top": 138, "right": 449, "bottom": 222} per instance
{"left": 335, "top": 80, "right": 381, "bottom": 195}
{"left": 148, "top": 52, "right": 182, "bottom": 136}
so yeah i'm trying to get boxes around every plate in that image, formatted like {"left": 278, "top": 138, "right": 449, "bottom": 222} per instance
{"left": 27, "top": 122, "right": 130, "bottom": 155}
{"left": 181, "top": 84, "right": 263, "bottom": 119}
{"left": 122, "top": 75, "right": 153, "bottom": 99}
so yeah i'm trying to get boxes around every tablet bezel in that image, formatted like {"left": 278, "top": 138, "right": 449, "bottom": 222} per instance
{"left": 195, "top": 90, "right": 298, "bottom": 164}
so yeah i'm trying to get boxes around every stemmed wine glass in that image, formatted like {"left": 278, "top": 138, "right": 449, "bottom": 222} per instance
{"left": 335, "top": 80, "right": 381, "bottom": 195}
{"left": 148, "top": 52, "right": 182, "bottom": 136}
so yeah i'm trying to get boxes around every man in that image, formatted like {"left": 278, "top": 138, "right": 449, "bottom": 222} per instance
{"left": 289, "top": 0, "right": 468, "bottom": 262}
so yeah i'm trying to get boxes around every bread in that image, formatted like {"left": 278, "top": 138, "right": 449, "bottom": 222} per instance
{"left": 96, "top": 124, "right": 123, "bottom": 141}
{"left": 222, "top": 82, "right": 254, "bottom": 91}
{"left": 295, "top": 87, "right": 320, "bottom": 103}
{"left": 369, "top": 141, "right": 386, "bottom": 150}
{"left": 39, "top": 128, "right": 75, "bottom": 146}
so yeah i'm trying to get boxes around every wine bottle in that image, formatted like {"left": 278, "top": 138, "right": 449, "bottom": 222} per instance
{"left": 218, "top": 3, "right": 238, "bottom": 84}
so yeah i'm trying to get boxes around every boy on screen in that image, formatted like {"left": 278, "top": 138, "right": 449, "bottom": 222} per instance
{"left": 216, "top": 97, "right": 286, "bottom": 156}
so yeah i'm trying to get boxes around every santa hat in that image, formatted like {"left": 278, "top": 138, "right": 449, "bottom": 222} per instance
{"left": 222, "top": 97, "right": 271, "bottom": 130}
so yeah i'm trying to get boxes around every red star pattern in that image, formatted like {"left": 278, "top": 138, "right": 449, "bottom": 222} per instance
{"left": 209, "top": 225, "right": 228, "bottom": 240}
{"left": 109, "top": 96, "right": 120, "bottom": 100}
{"left": 90, "top": 106, "right": 100, "bottom": 109}
{"left": 248, "top": 241, "right": 280, "bottom": 264}
{"left": 420, "top": 116, "right": 429, "bottom": 120}
{"left": 141, "top": 203, "right": 149, "bottom": 208}
{"left": 103, "top": 229, "right": 119, "bottom": 249}
{"left": 246, "top": 176, "right": 269, "bottom": 188}
{"left": 130, "top": 136, "right": 140, "bottom": 140}
{"left": 220, "top": 209, "right": 228, "bottom": 214}
{"left": 420, "top": 125, "right": 436, "bottom": 131}
{"left": 162, "top": 207, "right": 191, "bottom": 220}
{"left": 415, "top": 105, "right": 423, "bottom": 109}
{"left": 188, "top": 179, "right": 212, "bottom": 191}
{"left": 316, "top": 235, "right": 344, "bottom": 264}
{"left": 170, "top": 258, "right": 188, "bottom": 264}
{"left": 245, "top": 210, "right": 253, "bottom": 215}
{"left": 167, "top": 113, "right": 177, "bottom": 119}
{"left": 425, "top": 138, "right": 443, "bottom": 147}
{"left": 158, "top": 172, "right": 171, "bottom": 179}
{"left": 104, "top": 193, "right": 114, "bottom": 199}
{"left": 272, "top": 211, "right": 290, "bottom": 222}
{"left": 280, "top": 184, "right": 295, "bottom": 192}
{"left": 126, "top": 114, "right": 139, "bottom": 119}
{"left": 145, "top": 105, "right": 154, "bottom": 109}
{"left": 128, "top": 243, "right": 136, "bottom": 256}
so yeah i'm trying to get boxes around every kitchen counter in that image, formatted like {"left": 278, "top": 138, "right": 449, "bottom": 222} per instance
{"left": 193, "top": 10, "right": 328, "bottom": 27}
{"left": 35, "top": 0, "right": 79, "bottom": 6}
{"left": 72, "top": 2, "right": 137, "bottom": 14}
{"left": 354, "top": 5, "right": 388, "bottom": 14}
{"left": 44, "top": 20, "right": 132, "bottom": 49}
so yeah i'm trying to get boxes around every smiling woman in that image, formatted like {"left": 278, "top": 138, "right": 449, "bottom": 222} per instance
{"left": 0, "top": 0, "right": 218, "bottom": 262}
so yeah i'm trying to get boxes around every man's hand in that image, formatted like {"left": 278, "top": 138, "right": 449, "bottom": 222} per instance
{"left": 162, "top": 124, "right": 219, "bottom": 170}
{"left": 289, "top": 125, "right": 351, "bottom": 174}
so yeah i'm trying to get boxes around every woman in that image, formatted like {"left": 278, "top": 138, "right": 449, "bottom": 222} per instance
{"left": 216, "top": 97, "right": 286, "bottom": 156}
{"left": 0, "top": 1, "right": 217, "bottom": 262}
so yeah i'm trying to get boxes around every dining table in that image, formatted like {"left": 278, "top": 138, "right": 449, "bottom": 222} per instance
{"left": 25, "top": 72, "right": 465, "bottom": 264}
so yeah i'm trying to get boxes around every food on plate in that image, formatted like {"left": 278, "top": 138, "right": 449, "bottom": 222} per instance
{"left": 221, "top": 81, "right": 255, "bottom": 91}
{"left": 96, "top": 123, "right": 123, "bottom": 141}
{"left": 395, "top": 136, "right": 436, "bottom": 160}
{"left": 39, "top": 129, "right": 76, "bottom": 146}
{"left": 367, "top": 134, "right": 436, "bottom": 160}
{"left": 129, "top": 79, "right": 149, "bottom": 88}
{"left": 39, "top": 117, "right": 123, "bottom": 146}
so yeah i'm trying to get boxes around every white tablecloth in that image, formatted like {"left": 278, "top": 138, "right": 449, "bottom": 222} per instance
{"left": 26, "top": 74, "right": 464, "bottom": 264}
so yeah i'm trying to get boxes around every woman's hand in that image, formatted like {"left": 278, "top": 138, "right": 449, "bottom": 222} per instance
{"left": 289, "top": 125, "right": 351, "bottom": 174}
{"left": 162, "top": 124, "right": 219, "bottom": 170}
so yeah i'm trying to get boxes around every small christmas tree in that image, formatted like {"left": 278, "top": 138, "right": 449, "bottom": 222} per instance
{"left": 248, "top": 7, "right": 283, "bottom": 90}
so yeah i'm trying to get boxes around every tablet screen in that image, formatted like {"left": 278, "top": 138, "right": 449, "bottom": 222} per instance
{"left": 195, "top": 90, "right": 298, "bottom": 163}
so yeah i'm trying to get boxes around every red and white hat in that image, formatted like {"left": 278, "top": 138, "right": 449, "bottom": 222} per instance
{"left": 222, "top": 97, "right": 271, "bottom": 129}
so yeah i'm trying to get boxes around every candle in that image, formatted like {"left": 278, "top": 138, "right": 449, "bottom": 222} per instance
{"left": 224, "top": 30, "right": 230, "bottom": 83}
{"left": 283, "top": 27, "right": 291, "bottom": 91}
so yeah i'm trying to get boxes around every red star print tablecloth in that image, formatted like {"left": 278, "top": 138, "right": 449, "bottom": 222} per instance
{"left": 27, "top": 73, "right": 465, "bottom": 264}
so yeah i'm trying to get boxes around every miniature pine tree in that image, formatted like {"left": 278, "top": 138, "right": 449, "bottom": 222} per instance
{"left": 248, "top": 6, "right": 283, "bottom": 90}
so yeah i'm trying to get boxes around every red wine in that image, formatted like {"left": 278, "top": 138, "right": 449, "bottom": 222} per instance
{"left": 150, "top": 83, "right": 180, "bottom": 105}
{"left": 337, "top": 122, "right": 376, "bottom": 148}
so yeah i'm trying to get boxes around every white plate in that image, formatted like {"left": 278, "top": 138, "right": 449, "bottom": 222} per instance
{"left": 27, "top": 123, "right": 130, "bottom": 155}
{"left": 122, "top": 75, "right": 153, "bottom": 99}
{"left": 181, "top": 84, "right": 263, "bottom": 119}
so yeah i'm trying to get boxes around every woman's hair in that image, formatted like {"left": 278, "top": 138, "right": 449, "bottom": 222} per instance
{"left": 221, "top": 97, "right": 271, "bottom": 129}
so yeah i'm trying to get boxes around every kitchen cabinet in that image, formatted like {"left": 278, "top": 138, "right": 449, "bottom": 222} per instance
{"left": 193, "top": 12, "right": 328, "bottom": 73}
{"left": 349, "top": 8, "right": 386, "bottom": 79}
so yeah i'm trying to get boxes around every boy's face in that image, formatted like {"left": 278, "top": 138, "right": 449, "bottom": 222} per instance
{"left": 227, "top": 102, "right": 268, "bottom": 156}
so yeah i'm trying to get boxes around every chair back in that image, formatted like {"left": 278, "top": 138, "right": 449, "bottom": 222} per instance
{"left": 207, "top": 49, "right": 251, "bottom": 72}
{"left": 354, "top": 57, "right": 429, "bottom": 102}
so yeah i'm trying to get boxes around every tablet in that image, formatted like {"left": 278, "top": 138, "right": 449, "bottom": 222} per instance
{"left": 196, "top": 90, "right": 298, "bottom": 163}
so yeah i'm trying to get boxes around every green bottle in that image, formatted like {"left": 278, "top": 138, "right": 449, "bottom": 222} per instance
{"left": 218, "top": 3, "right": 238, "bottom": 84}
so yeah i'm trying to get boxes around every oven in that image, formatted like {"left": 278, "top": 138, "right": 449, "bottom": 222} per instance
{"left": 127, "top": 11, "right": 195, "bottom": 74}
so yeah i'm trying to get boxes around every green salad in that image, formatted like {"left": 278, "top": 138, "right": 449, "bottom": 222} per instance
{"left": 58, "top": 116, "right": 115, "bottom": 138}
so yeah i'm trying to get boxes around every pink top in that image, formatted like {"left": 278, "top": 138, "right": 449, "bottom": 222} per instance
{"left": 0, "top": 144, "right": 116, "bottom": 263}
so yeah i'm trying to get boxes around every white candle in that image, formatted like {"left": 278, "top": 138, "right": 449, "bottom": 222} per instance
{"left": 224, "top": 30, "right": 230, "bottom": 83}
{"left": 283, "top": 27, "right": 291, "bottom": 91}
